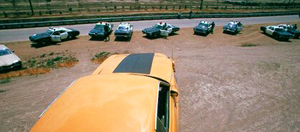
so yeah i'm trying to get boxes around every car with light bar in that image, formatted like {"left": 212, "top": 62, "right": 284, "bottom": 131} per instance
{"left": 29, "top": 27, "right": 80, "bottom": 46}
{"left": 260, "top": 25, "right": 294, "bottom": 41}
{"left": 114, "top": 22, "right": 133, "bottom": 39}
{"left": 142, "top": 22, "right": 180, "bottom": 38}
{"left": 89, "top": 22, "right": 113, "bottom": 39}
{"left": 223, "top": 21, "right": 243, "bottom": 34}
{"left": 194, "top": 20, "right": 213, "bottom": 35}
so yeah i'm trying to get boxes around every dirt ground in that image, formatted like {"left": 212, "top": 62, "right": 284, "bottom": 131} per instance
{"left": 1, "top": 22, "right": 300, "bottom": 132}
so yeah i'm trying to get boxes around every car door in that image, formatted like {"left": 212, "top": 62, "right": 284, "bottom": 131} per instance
{"left": 51, "top": 31, "right": 61, "bottom": 42}
{"left": 108, "top": 24, "right": 113, "bottom": 32}
{"left": 59, "top": 30, "right": 68, "bottom": 40}
{"left": 266, "top": 27, "right": 274, "bottom": 35}
{"left": 170, "top": 86, "right": 179, "bottom": 132}
{"left": 156, "top": 82, "right": 179, "bottom": 132}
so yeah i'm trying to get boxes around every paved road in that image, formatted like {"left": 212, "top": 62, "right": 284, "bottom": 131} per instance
{"left": 0, "top": 15, "right": 299, "bottom": 42}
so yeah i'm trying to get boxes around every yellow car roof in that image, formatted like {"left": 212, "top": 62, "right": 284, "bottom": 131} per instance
{"left": 31, "top": 74, "right": 160, "bottom": 132}
{"left": 92, "top": 53, "right": 173, "bottom": 83}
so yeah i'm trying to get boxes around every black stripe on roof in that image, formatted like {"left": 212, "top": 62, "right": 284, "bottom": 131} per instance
{"left": 113, "top": 53, "right": 154, "bottom": 74}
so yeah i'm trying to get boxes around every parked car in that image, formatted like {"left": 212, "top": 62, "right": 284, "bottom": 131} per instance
{"left": 89, "top": 22, "right": 113, "bottom": 39}
{"left": 30, "top": 53, "right": 179, "bottom": 132}
{"left": 223, "top": 21, "right": 243, "bottom": 34}
{"left": 260, "top": 25, "right": 294, "bottom": 41}
{"left": 194, "top": 20, "right": 213, "bottom": 35}
{"left": 114, "top": 22, "right": 133, "bottom": 39}
{"left": 0, "top": 44, "right": 22, "bottom": 71}
{"left": 142, "top": 22, "right": 180, "bottom": 38}
{"left": 277, "top": 24, "right": 300, "bottom": 39}
{"left": 29, "top": 27, "right": 80, "bottom": 45}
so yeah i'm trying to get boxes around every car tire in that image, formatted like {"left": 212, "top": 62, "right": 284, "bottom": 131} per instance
{"left": 16, "top": 63, "right": 22, "bottom": 70}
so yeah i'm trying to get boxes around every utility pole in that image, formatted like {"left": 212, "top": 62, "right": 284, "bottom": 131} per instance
{"left": 28, "top": 0, "right": 34, "bottom": 15}
{"left": 200, "top": 0, "right": 203, "bottom": 10}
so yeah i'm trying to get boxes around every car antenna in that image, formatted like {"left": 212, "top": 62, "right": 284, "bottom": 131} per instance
{"left": 172, "top": 48, "right": 174, "bottom": 60}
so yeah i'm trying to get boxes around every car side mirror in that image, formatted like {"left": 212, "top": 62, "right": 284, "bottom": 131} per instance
{"left": 171, "top": 90, "right": 178, "bottom": 97}
{"left": 12, "top": 50, "right": 15, "bottom": 53}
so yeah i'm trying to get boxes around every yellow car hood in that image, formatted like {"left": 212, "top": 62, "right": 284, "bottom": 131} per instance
{"left": 31, "top": 74, "right": 159, "bottom": 132}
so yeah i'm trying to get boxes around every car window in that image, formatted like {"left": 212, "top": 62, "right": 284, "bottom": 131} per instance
{"left": 95, "top": 25, "right": 105, "bottom": 29}
{"left": 59, "top": 30, "right": 66, "bottom": 33}
{"left": 52, "top": 32, "right": 60, "bottom": 35}
{"left": 0, "top": 48, "right": 12, "bottom": 56}
{"left": 45, "top": 29, "right": 54, "bottom": 34}
{"left": 228, "top": 23, "right": 237, "bottom": 28}
{"left": 154, "top": 24, "right": 163, "bottom": 29}
{"left": 156, "top": 83, "right": 169, "bottom": 132}
{"left": 199, "top": 23, "right": 208, "bottom": 27}
{"left": 118, "top": 26, "right": 127, "bottom": 30}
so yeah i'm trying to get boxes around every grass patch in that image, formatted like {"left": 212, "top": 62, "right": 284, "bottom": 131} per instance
{"left": 91, "top": 51, "right": 118, "bottom": 64}
{"left": 0, "top": 89, "right": 8, "bottom": 93}
{"left": 0, "top": 78, "right": 10, "bottom": 84}
{"left": 241, "top": 43, "right": 258, "bottom": 47}
{"left": 0, "top": 52, "right": 78, "bottom": 80}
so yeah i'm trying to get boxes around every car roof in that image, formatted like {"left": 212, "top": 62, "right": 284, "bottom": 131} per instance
{"left": 96, "top": 22, "right": 107, "bottom": 25}
{"left": 92, "top": 53, "right": 174, "bottom": 83}
{"left": 0, "top": 44, "right": 8, "bottom": 49}
{"left": 199, "top": 21, "right": 210, "bottom": 24}
{"left": 30, "top": 74, "right": 159, "bottom": 132}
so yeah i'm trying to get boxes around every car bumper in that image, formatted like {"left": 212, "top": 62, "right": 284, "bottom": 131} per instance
{"left": 194, "top": 29, "right": 208, "bottom": 34}
{"left": 89, "top": 33, "right": 105, "bottom": 38}
{"left": 115, "top": 34, "right": 131, "bottom": 38}
{"left": 0, "top": 61, "right": 22, "bottom": 71}
{"left": 224, "top": 29, "right": 236, "bottom": 33}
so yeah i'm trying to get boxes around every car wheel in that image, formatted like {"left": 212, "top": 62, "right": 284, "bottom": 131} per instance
{"left": 16, "top": 63, "right": 22, "bottom": 70}
{"left": 68, "top": 35, "right": 73, "bottom": 40}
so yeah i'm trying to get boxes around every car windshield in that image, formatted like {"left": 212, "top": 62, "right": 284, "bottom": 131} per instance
{"left": 228, "top": 23, "right": 237, "bottom": 28}
{"left": 118, "top": 26, "right": 128, "bottom": 30}
{"left": 198, "top": 23, "right": 208, "bottom": 27}
{"left": 95, "top": 25, "right": 105, "bottom": 30}
{"left": 0, "top": 48, "right": 12, "bottom": 56}
{"left": 45, "top": 29, "right": 54, "bottom": 34}
{"left": 153, "top": 24, "right": 163, "bottom": 29}
{"left": 275, "top": 28, "right": 285, "bottom": 32}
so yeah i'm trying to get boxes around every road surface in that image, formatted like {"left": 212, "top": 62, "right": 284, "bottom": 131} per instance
{"left": 0, "top": 15, "right": 299, "bottom": 42}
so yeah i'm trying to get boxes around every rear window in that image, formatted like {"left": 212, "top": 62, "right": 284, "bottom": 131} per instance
{"left": 0, "top": 48, "right": 12, "bottom": 56}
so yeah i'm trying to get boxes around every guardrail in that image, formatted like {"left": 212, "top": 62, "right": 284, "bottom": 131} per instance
{"left": 0, "top": 11, "right": 298, "bottom": 29}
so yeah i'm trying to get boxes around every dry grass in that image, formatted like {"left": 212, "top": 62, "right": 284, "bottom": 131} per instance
{"left": 57, "top": 61, "right": 78, "bottom": 68}
{"left": 241, "top": 43, "right": 258, "bottom": 47}
{"left": 0, "top": 68, "right": 51, "bottom": 80}
{"left": 91, "top": 51, "right": 118, "bottom": 64}
{"left": 0, "top": 52, "right": 78, "bottom": 80}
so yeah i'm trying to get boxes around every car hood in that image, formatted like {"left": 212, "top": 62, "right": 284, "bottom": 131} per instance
{"left": 224, "top": 25, "right": 236, "bottom": 29}
{"left": 0, "top": 54, "right": 21, "bottom": 66}
{"left": 89, "top": 28, "right": 105, "bottom": 34}
{"left": 29, "top": 32, "right": 51, "bottom": 41}
{"left": 115, "top": 30, "right": 130, "bottom": 34}
{"left": 30, "top": 74, "right": 159, "bottom": 132}
{"left": 195, "top": 25, "right": 208, "bottom": 30}
{"left": 142, "top": 27, "right": 160, "bottom": 33}
{"left": 289, "top": 29, "right": 300, "bottom": 34}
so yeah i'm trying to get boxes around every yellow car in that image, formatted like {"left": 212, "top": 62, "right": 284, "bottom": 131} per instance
{"left": 31, "top": 53, "right": 179, "bottom": 132}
